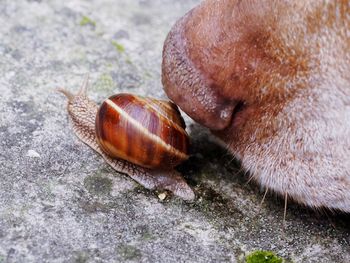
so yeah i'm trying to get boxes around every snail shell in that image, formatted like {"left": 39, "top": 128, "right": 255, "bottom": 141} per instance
{"left": 95, "top": 93, "right": 189, "bottom": 169}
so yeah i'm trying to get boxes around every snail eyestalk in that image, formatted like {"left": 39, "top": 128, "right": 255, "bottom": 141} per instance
{"left": 57, "top": 88, "right": 74, "bottom": 101}
{"left": 78, "top": 74, "right": 90, "bottom": 96}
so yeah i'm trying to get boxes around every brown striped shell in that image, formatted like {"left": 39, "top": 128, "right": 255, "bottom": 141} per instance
{"left": 95, "top": 93, "right": 189, "bottom": 169}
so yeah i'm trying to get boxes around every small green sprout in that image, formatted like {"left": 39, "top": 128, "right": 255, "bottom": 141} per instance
{"left": 80, "top": 15, "right": 96, "bottom": 27}
{"left": 111, "top": 40, "right": 125, "bottom": 53}
{"left": 246, "top": 251, "right": 284, "bottom": 263}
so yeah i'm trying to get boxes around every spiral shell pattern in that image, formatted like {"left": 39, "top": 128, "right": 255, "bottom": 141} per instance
{"left": 95, "top": 94, "right": 189, "bottom": 169}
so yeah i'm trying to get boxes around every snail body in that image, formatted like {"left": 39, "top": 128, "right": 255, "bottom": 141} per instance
{"left": 95, "top": 94, "right": 189, "bottom": 169}
{"left": 58, "top": 78, "right": 194, "bottom": 200}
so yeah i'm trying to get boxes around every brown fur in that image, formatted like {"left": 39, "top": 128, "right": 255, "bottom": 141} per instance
{"left": 162, "top": 0, "right": 350, "bottom": 211}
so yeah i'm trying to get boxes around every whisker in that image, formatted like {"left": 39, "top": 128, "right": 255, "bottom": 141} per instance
{"left": 244, "top": 172, "right": 255, "bottom": 186}
{"left": 283, "top": 192, "right": 288, "bottom": 231}
{"left": 324, "top": 209, "right": 337, "bottom": 230}
{"left": 257, "top": 187, "right": 269, "bottom": 215}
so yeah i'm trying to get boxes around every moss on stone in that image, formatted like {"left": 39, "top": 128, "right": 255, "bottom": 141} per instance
{"left": 245, "top": 251, "right": 283, "bottom": 263}
{"left": 117, "top": 244, "right": 142, "bottom": 261}
{"left": 141, "top": 231, "right": 153, "bottom": 241}
{"left": 94, "top": 73, "right": 115, "bottom": 92}
{"left": 74, "top": 252, "right": 88, "bottom": 263}
{"left": 111, "top": 40, "right": 125, "bottom": 53}
{"left": 83, "top": 174, "right": 112, "bottom": 196}
{"left": 79, "top": 15, "right": 96, "bottom": 27}
{"left": 125, "top": 58, "right": 133, "bottom": 65}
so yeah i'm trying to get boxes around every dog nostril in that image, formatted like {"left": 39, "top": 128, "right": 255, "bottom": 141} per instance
{"left": 214, "top": 101, "right": 246, "bottom": 130}
{"left": 232, "top": 101, "right": 245, "bottom": 116}
{"left": 214, "top": 103, "right": 237, "bottom": 129}
{"left": 192, "top": 100, "right": 238, "bottom": 131}
{"left": 220, "top": 108, "right": 231, "bottom": 120}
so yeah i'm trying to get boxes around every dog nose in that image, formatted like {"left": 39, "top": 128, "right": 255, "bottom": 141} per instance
{"left": 162, "top": 15, "right": 236, "bottom": 131}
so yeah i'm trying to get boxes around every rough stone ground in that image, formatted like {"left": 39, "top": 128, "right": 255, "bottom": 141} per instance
{"left": 0, "top": 0, "right": 349, "bottom": 262}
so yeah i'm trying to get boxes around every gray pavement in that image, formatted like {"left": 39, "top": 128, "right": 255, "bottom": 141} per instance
{"left": 0, "top": 1, "right": 349, "bottom": 262}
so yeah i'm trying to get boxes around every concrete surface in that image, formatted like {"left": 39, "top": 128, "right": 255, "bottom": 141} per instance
{"left": 0, "top": 0, "right": 349, "bottom": 262}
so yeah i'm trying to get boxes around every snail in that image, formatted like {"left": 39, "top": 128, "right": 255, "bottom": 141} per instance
{"left": 58, "top": 76, "right": 195, "bottom": 200}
